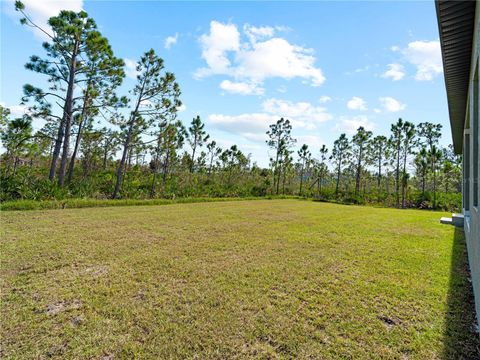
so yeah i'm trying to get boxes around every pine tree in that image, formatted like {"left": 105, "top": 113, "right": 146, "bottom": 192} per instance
{"left": 1, "top": 114, "right": 33, "bottom": 176}
{"left": 112, "top": 49, "right": 181, "bottom": 199}
{"left": 331, "top": 133, "right": 350, "bottom": 195}
{"left": 207, "top": 141, "right": 221, "bottom": 176}
{"left": 317, "top": 145, "right": 328, "bottom": 196}
{"left": 400, "top": 121, "right": 416, "bottom": 208}
{"left": 371, "top": 135, "right": 387, "bottom": 197}
{"left": 297, "top": 144, "right": 311, "bottom": 195}
{"left": 187, "top": 116, "right": 209, "bottom": 173}
{"left": 352, "top": 126, "right": 373, "bottom": 196}
{"left": 266, "top": 118, "right": 296, "bottom": 195}
{"left": 415, "top": 147, "right": 429, "bottom": 196}
{"left": 66, "top": 40, "right": 125, "bottom": 183}
{"left": 16, "top": 2, "right": 119, "bottom": 186}
{"left": 390, "top": 118, "right": 404, "bottom": 207}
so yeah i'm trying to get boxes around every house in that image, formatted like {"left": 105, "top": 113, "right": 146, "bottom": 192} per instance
{"left": 436, "top": 0, "right": 480, "bottom": 325}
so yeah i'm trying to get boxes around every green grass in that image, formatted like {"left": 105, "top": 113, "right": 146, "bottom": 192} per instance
{"left": 1, "top": 200, "right": 478, "bottom": 359}
{"left": 0, "top": 195, "right": 298, "bottom": 211}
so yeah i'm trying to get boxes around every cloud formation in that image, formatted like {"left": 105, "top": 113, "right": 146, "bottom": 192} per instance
{"left": 263, "top": 98, "right": 332, "bottom": 125}
{"left": 318, "top": 96, "right": 332, "bottom": 103}
{"left": 347, "top": 96, "right": 367, "bottom": 111}
{"left": 403, "top": 40, "right": 442, "bottom": 81}
{"left": 379, "top": 97, "right": 406, "bottom": 112}
{"left": 196, "top": 21, "right": 325, "bottom": 94}
{"left": 164, "top": 33, "right": 178, "bottom": 49}
{"left": 219, "top": 80, "right": 264, "bottom": 96}
{"left": 381, "top": 63, "right": 405, "bottom": 81}
{"left": 208, "top": 98, "right": 332, "bottom": 142}
{"left": 391, "top": 40, "right": 442, "bottom": 81}
{"left": 335, "top": 115, "right": 375, "bottom": 135}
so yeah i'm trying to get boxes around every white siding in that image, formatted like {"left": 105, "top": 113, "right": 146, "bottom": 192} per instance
{"left": 464, "top": 3, "right": 480, "bottom": 328}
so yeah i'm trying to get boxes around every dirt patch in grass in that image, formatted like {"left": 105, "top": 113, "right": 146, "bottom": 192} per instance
{"left": 45, "top": 300, "right": 83, "bottom": 316}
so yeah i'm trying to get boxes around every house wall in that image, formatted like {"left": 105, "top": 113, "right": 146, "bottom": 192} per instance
{"left": 464, "top": 2, "right": 480, "bottom": 328}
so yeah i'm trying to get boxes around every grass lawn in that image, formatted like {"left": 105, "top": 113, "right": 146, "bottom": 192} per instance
{"left": 1, "top": 199, "right": 479, "bottom": 359}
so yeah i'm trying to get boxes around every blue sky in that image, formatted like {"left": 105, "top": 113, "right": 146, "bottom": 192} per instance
{"left": 1, "top": 1, "right": 449, "bottom": 166}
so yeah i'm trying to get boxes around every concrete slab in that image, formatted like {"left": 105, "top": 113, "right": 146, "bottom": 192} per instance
{"left": 440, "top": 217, "right": 453, "bottom": 225}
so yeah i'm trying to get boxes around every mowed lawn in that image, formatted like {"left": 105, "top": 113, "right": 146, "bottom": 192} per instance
{"left": 1, "top": 200, "right": 479, "bottom": 359}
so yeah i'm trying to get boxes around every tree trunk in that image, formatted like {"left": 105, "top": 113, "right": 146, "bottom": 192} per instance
{"left": 12, "top": 156, "right": 19, "bottom": 176}
{"left": 377, "top": 153, "right": 382, "bottom": 197}
{"left": 49, "top": 119, "right": 65, "bottom": 181}
{"left": 335, "top": 155, "right": 342, "bottom": 195}
{"left": 401, "top": 148, "right": 408, "bottom": 209}
{"left": 190, "top": 140, "right": 197, "bottom": 173}
{"left": 58, "top": 39, "right": 80, "bottom": 187}
{"left": 113, "top": 124, "right": 133, "bottom": 199}
{"left": 273, "top": 144, "right": 280, "bottom": 195}
{"left": 395, "top": 143, "right": 401, "bottom": 208}
{"left": 67, "top": 93, "right": 89, "bottom": 183}
{"left": 355, "top": 147, "right": 362, "bottom": 195}
{"left": 150, "top": 138, "right": 162, "bottom": 198}
{"left": 317, "top": 171, "right": 321, "bottom": 196}
{"left": 299, "top": 162, "right": 304, "bottom": 195}
{"left": 162, "top": 148, "right": 171, "bottom": 186}
{"left": 276, "top": 155, "right": 282, "bottom": 195}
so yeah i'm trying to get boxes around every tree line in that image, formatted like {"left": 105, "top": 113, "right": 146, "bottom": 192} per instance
{"left": 0, "top": 3, "right": 462, "bottom": 210}
{"left": 264, "top": 117, "right": 461, "bottom": 210}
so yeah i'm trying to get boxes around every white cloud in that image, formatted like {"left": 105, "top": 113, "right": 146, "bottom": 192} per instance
{"left": 335, "top": 115, "right": 375, "bottom": 135}
{"left": 262, "top": 98, "right": 332, "bottom": 125}
{"left": 379, "top": 97, "right": 406, "bottom": 112}
{"left": 402, "top": 40, "right": 442, "bottom": 81}
{"left": 177, "top": 104, "right": 186, "bottom": 112}
{"left": 208, "top": 113, "right": 275, "bottom": 142}
{"left": 164, "top": 33, "right": 178, "bottom": 49}
{"left": 5, "top": 104, "right": 29, "bottom": 117}
{"left": 354, "top": 65, "right": 370, "bottom": 73}
{"left": 219, "top": 80, "right": 264, "bottom": 95}
{"left": 347, "top": 96, "right": 367, "bottom": 111}
{"left": 243, "top": 24, "right": 275, "bottom": 43}
{"left": 196, "top": 21, "right": 325, "bottom": 89}
{"left": 276, "top": 85, "right": 287, "bottom": 93}
{"left": 5, "top": 0, "right": 83, "bottom": 39}
{"left": 124, "top": 58, "right": 139, "bottom": 79}
{"left": 236, "top": 37, "right": 325, "bottom": 86}
{"left": 390, "top": 40, "right": 442, "bottom": 81}
{"left": 381, "top": 63, "right": 405, "bottom": 81}
{"left": 196, "top": 21, "right": 240, "bottom": 77}
{"left": 208, "top": 98, "right": 332, "bottom": 142}
{"left": 318, "top": 96, "right": 332, "bottom": 103}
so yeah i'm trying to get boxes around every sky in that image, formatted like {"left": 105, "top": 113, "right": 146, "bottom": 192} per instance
{"left": 1, "top": 0, "right": 450, "bottom": 167}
